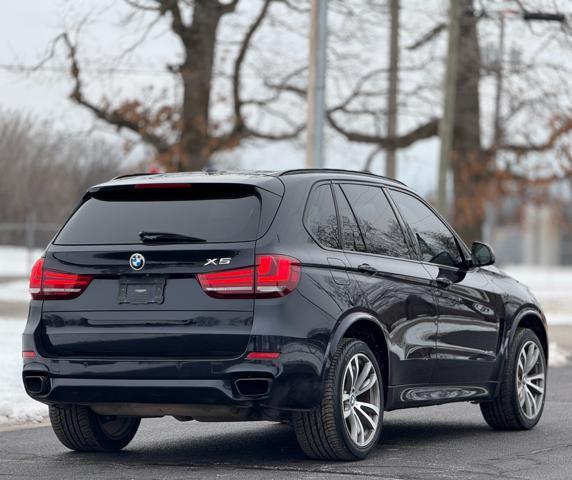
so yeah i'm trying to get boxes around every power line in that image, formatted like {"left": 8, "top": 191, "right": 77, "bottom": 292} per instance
{"left": 0, "top": 63, "right": 174, "bottom": 76}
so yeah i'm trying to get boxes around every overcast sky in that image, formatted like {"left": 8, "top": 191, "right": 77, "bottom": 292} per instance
{"left": 3, "top": 1, "right": 569, "bottom": 196}
{"left": 0, "top": 0, "right": 445, "bottom": 196}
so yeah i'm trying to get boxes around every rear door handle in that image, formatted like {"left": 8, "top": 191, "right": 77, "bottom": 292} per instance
{"left": 358, "top": 263, "right": 378, "bottom": 275}
{"left": 434, "top": 277, "right": 453, "bottom": 288}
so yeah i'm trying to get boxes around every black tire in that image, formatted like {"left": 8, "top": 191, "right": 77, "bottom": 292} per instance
{"left": 49, "top": 405, "right": 140, "bottom": 452}
{"left": 480, "top": 328, "right": 547, "bottom": 430}
{"left": 293, "top": 339, "right": 384, "bottom": 460}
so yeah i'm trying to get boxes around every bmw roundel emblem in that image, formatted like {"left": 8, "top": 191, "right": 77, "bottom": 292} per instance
{"left": 129, "top": 253, "right": 145, "bottom": 271}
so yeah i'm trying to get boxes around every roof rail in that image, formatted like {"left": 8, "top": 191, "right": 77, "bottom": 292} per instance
{"left": 278, "top": 168, "right": 406, "bottom": 186}
{"left": 111, "top": 172, "right": 163, "bottom": 181}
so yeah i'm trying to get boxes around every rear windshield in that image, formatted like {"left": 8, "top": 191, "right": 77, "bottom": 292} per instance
{"left": 55, "top": 185, "right": 261, "bottom": 245}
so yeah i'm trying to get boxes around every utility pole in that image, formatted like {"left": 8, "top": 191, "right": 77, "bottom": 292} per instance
{"left": 306, "top": 0, "right": 328, "bottom": 169}
{"left": 386, "top": 0, "right": 399, "bottom": 179}
{"left": 493, "top": 15, "right": 506, "bottom": 149}
{"left": 436, "top": 0, "right": 462, "bottom": 215}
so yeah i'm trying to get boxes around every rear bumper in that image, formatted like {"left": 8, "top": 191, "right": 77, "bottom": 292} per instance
{"left": 22, "top": 289, "right": 337, "bottom": 416}
{"left": 23, "top": 354, "right": 324, "bottom": 415}
{"left": 22, "top": 304, "right": 327, "bottom": 414}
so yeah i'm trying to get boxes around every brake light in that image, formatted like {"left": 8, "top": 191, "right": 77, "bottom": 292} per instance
{"left": 134, "top": 183, "right": 192, "bottom": 189}
{"left": 256, "top": 255, "right": 300, "bottom": 296}
{"left": 197, "top": 266, "right": 255, "bottom": 297}
{"left": 29, "top": 258, "right": 93, "bottom": 300}
{"left": 197, "top": 254, "right": 300, "bottom": 298}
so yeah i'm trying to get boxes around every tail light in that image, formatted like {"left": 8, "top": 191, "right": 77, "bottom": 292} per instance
{"left": 197, "top": 254, "right": 300, "bottom": 299}
{"left": 29, "top": 258, "right": 93, "bottom": 300}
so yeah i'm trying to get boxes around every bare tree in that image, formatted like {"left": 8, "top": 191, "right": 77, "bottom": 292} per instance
{"left": 0, "top": 109, "right": 125, "bottom": 245}
{"left": 314, "top": 0, "right": 572, "bottom": 243}
{"left": 42, "top": 0, "right": 304, "bottom": 172}
{"left": 31, "top": 0, "right": 572, "bottom": 245}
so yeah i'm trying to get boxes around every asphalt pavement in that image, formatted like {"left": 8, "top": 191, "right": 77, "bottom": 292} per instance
{"left": 1, "top": 367, "right": 571, "bottom": 480}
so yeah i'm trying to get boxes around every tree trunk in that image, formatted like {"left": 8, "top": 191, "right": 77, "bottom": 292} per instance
{"left": 451, "top": 0, "right": 485, "bottom": 245}
{"left": 178, "top": 1, "right": 223, "bottom": 171}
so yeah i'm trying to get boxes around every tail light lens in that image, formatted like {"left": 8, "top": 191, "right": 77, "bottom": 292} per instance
{"left": 256, "top": 255, "right": 300, "bottom": 296}
{"left": 197, "top": 254, "right": 300, "bottom": 299}
{"left": 29, "top": 258, "right": 93, "bottom": 300}
{"left": 197, "top": 265, "right": 255, "bottom": 297}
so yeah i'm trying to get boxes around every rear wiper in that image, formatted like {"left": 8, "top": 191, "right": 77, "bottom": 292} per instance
{"left": 138, "top": 231, "right": 207, "bottom": 243}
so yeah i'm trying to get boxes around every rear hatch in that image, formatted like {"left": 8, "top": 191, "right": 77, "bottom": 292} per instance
{"left": 39, "top": 180, "right": 282, "bottom": 358}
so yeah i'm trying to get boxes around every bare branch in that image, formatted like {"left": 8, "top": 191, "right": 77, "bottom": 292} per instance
{"left": 117, "top": 9, "right": 164, "bottom": 60}
{"left": 226, "top": 0, "right": 304, "bottom": 144}
{"left": 60, "top": 33, "right": 171, "bottom": 153}
{"left": 363, "top": 145, "right": 384, "bottom": 172}
{"left": 493, "top": 117, "right": 572, "bottom": 155}
{"left": 124, "top": 0, "right": 161, "bottom": 11}
{"left": 328, "top": 113, "right": 440, "bottom": 149}
{"left": 278, "top": 0, "right": 311, "bottom": 14}
{"left": 232, "top": 0, "right": 273, "bottom": 132}
{"left": 249, "top": 124, "right": 305, "bottom": 141}
{"left": 406, "top": 22, "right": 446, "bottom": 50}
{"left": 154, "top": 0, "right": 188, "bottom": 40}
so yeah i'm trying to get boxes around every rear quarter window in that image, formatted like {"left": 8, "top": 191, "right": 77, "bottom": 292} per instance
{"left": 55, "top": 185, "right": 261, "bottom": 245}
{"left": 305, "top": 184, "right": 340, "bottom": 249}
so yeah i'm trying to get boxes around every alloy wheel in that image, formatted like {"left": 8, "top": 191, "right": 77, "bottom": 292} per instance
{"left": 516, "top": 340, "right": 545, "bottom": 420}
{"left": 341, "top": 353, "right": 381, "bottom": 447}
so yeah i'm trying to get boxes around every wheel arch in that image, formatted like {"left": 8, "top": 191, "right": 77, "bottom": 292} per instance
{"left": 510, "top": 308, "right": 548, "bottom": 362}
{"left": 325, "top": 311, "right": 390, "bottom": 403}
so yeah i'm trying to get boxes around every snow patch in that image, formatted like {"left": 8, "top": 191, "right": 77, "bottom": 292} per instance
{"left": 544, "top": 313, "right": 572, "bottom": 326}
{"left": 0, "top": 246, "right": 43, "bottom": 278}
{"left": 0, "top": 317, "right": 48, "bottom": 424}
{"left": 505, "top": 266, "right": 572, "bottom": 325}
{"left": 0, "top": 280, "right": 29, "bottom": 303}
{"left": 549, "top": 342, "right": 570, "bottom": 367}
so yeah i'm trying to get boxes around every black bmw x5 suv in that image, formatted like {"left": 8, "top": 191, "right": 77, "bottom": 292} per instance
{"left": 23, "top": 169, "right": 548, "bottom": 460}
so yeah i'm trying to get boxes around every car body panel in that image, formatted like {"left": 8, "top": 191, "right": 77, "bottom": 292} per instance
{"left": 422, "top": 263, "right": 504, "bottom": 384}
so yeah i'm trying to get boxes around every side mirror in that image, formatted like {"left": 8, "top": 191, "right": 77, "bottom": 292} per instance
{"left": 471, "top": 241, "right": 495, "bottom": 267}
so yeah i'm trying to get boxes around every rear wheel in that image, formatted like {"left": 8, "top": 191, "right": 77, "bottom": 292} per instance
{"left": 49, "top": 405, "right": 140, "bottom": 452}
{"left": 480, "top": 328, "right": 546, "bottom": 430}
{"left": 293, "top": 339, "right": 383, "bottom": 460}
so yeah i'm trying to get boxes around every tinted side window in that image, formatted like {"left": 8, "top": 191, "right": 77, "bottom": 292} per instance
{"left": 333, "top": 185, "right": 366, "bottom": 252}
{"left": 389, "top": 190, "right": 463, "bottom": 267}
{"left": 305, "top": 184, "right": 340, "bottom": 249}
{"left": 341, "top": 184, "right": 410, "bottom": 259}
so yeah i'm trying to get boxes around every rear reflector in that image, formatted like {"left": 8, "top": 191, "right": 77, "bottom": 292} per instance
{"left": 197, "top": 254, "right": 300, "bottom": 299}
{"left": 246, "top": 352, "right": 280, "bottom": 360}
{"left": 29, "top": 258, "right": 93, "bottom": 300}
{"left": 22, "top": 351, "right": 36, "bottom": 359}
